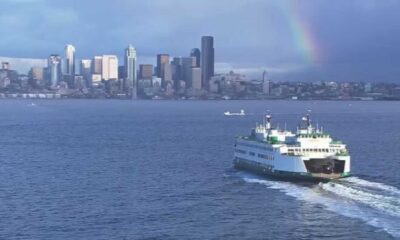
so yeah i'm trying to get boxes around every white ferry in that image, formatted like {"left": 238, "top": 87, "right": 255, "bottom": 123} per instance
{"left": 233, "top": 113, "right": 351, "bottom": 182}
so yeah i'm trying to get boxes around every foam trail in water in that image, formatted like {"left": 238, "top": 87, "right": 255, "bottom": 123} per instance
{"left": 320, "top": 182, "right": 400, "bottom": 217}
{"left": 239, "top": 173, "right": 400, "bottom": 238}
{"left": 343, "top": 177, "right": 400, "bottom": 196}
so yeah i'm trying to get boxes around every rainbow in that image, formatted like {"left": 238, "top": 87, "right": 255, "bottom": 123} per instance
{"left": 276, "top": 1, "right": 322, "bottom": 64}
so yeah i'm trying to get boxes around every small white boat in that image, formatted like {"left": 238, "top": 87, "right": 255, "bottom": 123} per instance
{"left": 224, "top": 109, "right": 245, "bottom": 116}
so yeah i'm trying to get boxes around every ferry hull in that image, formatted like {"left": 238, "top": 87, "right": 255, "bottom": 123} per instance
{"left": 234, "top": 158, "right": 350, "bottom": 183}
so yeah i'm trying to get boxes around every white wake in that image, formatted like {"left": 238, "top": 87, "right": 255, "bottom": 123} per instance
{"left": 240, "top": 174, "right": 400, "bottom": 238}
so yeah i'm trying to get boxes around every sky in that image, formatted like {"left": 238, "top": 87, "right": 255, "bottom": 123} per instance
{"left": 1, "top": 0, "right": 400, "bottom": 82}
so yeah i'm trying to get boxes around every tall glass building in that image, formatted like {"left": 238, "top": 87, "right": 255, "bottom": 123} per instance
{"left": 65, "top": 44, "right": 76, "bottom": 88}
{"left": 125, "top": 45, "right": 137, "bottom": 99}
{"left": 201, "top": 36, "right": 214, "bottom": 90}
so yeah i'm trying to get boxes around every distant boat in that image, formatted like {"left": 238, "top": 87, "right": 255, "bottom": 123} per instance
{"left": 224, "top": 109, "right": 245, "bottom": 116}
{"left": 29, "top": 102, "right": 37, "bottom": 106}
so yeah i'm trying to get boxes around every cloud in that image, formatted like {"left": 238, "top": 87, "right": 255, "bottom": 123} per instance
{"left": 0, "top": 57, "right": 47, "bottom": 73}
{"left": 215, "top": 62, "right": 307, "bottom": 79}
{"left": 3, "top": 0, "right": 43, "bottom": 3}
{"left": 1, "top": 0, "right": 400, "bottom": 82}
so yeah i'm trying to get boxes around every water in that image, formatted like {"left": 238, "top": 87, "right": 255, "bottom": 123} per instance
{"left": 0, "top": 100, "right": 399, "bottom": 239}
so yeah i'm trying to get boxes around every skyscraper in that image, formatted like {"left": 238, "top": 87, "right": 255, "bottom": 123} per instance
{"left": 65, "top": 44, "right": 76, "bottom": 88}
{"left": 190, "top": 48, "right": 201, "bottom": 67}
{"left": 48, "top": 54, "right": 61, "bottom": 89}
{"left": 201, "top": 36, "right": 214, "bottom": 90}
{"left": 80, "top": 59, "right": 92, "bottom": 88}
{"left": 102, "top": 55, "right": 118, "bottom": 80}
{"left": 163, "top": 63, "right": 172, "bottom": 84}
{"left": 190, "top": 67, "right": 202, "bottom": 90}
{"left": 156, "top": 54, "right": 169, "bottom": 79}
{"left": 171, "top": 57, "right": 182, "bottom": 90}
{"left": 181, "top": 57, "right": 195, "bottom": 85}
{"left": 262, "top": 70, "right": 270, "bottom": 96}
{"left": 124, "top": 45, "right": 137, "bottom": 98}
{"left": 139, "top": 64, "right": 153, "bottom": 79}
{"left": 92, "top": 56, "right": 103, "bottom": 75}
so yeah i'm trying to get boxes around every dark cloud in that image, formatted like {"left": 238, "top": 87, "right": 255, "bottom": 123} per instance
{"left": 1, "top": 0, "right": 399, "bottom": 82}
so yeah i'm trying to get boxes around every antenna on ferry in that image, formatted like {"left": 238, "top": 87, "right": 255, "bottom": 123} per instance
{"left": 265, "top": 110, "right": 272, "bottom": 130}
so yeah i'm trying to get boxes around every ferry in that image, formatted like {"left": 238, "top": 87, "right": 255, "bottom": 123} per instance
{"left": 233, "top": 113, "right": 351, "bottom": 182}
{"left": 224, "top": 109, "right": 245, "bottom": 116}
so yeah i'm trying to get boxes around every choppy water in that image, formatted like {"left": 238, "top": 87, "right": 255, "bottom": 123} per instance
{"left": 0, "top": 100, "right": 399, "bottom": 239}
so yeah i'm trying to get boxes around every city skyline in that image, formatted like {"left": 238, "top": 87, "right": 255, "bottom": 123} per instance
{"left": 1, "top": 0, "right": 400, "bottom": 82}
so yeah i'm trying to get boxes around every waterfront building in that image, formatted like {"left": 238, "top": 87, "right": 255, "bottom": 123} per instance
{"left": 91, "top": 74, "right": 102, "bottom": 86}
{"left": 29, "top": 67, "right": 44, "bottom": 87}
{"left": 74, "top": 75, "right": 85, "bottom": 89}
{"left": 0, "top": 70, "right": 10, "bottom": 88}
{"left": 210, "top": 71, "right": 247, "bottom": 95}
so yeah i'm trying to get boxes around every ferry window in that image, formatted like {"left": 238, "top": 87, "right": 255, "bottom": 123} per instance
{"left": 249, "top": 152, "right": 255, "bottom": 156}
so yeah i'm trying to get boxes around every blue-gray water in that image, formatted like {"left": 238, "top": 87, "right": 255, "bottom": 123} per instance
{"left": 0, "top": 100, "right": 399, "bottom": 240}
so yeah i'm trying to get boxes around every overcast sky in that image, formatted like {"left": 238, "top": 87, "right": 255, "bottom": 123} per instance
{"left": 1, "top": 0, "right": 400, "bottom": 82}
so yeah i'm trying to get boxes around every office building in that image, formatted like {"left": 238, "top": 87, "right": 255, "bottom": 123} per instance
{"left": 29, "top": 67, "right": 44, "bottom": 87}
{"left": 190, "top": 67, "right": 202, "bottom": 90}
{"left": 102, "top": 55, "right": 118, "bottom": 80}
{"left": 48, "top": 54, "right": 62, "bottom": 88}
{"left": 262, "top": 70, "right": 270, "bottom": 95}
{"left": 201, "top": 36, "right": 214, "bottom": 89}
{"left": 124, "top": 45, "right": 137, "bottom": 98}
{"left": 74, "top": 75, "right": 85, "bottom": 89}
{"left": 91, "top": 74, "right": 102, "bottom": 86}
{"left": 139, "top": 64, "right": 153, "bottom": 79}
{"left": 80, "top": 59, "right": 92, "bottom": 88}
{"left": 91, "top": 56, "right": 102, "bottom": 75}
{"left": 156, "top": 54, "right": 169, "bottom": 79}
{"left": 163, "top": 62, "right": 172, "bottom": 84}
{"left": 65, "top": 44, "right": 76, "bottom": 88}
{"left": 190, "top": 48, "right": 200, "bottom": 67}
{"left": 181, "top": 57, "right": 195, "bottom": 85}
